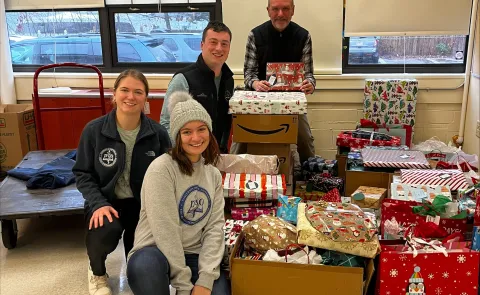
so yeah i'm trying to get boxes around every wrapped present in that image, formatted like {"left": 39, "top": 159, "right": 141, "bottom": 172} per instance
{"left": 336, "top": 130, "right": 401, "bottom": 149}
{"left": 231, "top": 198, "right": 274, "bottom": 208}
{"left": 401, "top": 169, "right": 469, "bottom": 191}
{"left": 241, "top": 215, "right": 297, "bottom": 254}
{"left": 472, "top": 226, "right": 480, "bottom": 251}
{"left": 351, "top": 186, "right": 386, "bottom": 209}
{"left": 222, "top": 173, "right": 286, "bottom": 199}
{"left": 361, "top": 149, "right": 430, "bottom": 169}
{"left": 321, "top": 188, "right": 342, "bottom": 202}
{"left": 216, "top": 154, "right": 279, "bottom": 174}
{"left": 380, "top": 199, "right": 468, "bottom": 239}
{"left": 391, "top": 183, "right": 452, "bottom": 203}
{"left": 363, "top": 79, "right": 418, "bottom": 127}
{"left": 297, "top": 202, "right": 380, "bottom": 258}
{"left": 308, "top": 174, "right": 344, "bottom": 193}
{"left": 302, "top": 157, "right": 338, "bottom": 179}
{"left": 222, "top": 219, "right": 249, "bottom": 268}
{"left": 358, "top": 119, "right": 413, "bottom": 147}
{"left": 231, "top": 207, "right": 276, "bottom": 221}
{"left": 321, "top": 251, "right": 366, "bottom": 268}
{"left": 276, "top": 195, "right": 302, "bottom": 224}
{"left": 294, "top": 185, "right": 325, "bottom": 201}
{"left": 377, "top": 242, "right": 480, "bottom": 295}
{"left": 347, "top": 152, "right": 363, "bottom": 170}
{"left": 228, "top": 91, "right": 307, "bottom": 115}
{"left": 266, "top": 62, "right": 304, "bottom": 92}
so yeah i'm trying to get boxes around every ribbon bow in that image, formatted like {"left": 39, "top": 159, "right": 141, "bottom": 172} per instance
{"left": 404, "top": 228, "right": 448, "bottom": 258}
{"left": 412, "top": 195, "right": 451, "bottom": 217}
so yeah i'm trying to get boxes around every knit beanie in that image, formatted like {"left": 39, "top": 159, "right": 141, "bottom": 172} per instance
{"left": 168, "top": 91, "right": 213, "bottom": 142}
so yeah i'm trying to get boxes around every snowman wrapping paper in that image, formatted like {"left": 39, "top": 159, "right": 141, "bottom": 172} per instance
{"left": 377, "top": 242, "right": 480, "bottom": 295}
{"left": 266, "top": 62, "right": 305, "bottom": 91}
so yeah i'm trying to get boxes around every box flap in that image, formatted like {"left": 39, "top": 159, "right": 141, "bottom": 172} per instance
{"left": 0, "top": 104, "right": 33, "bottom": 113}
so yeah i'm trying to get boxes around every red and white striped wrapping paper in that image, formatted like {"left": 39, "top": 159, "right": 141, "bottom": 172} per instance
{"left": 222, "top": 173, "right": 286, "bottom": 200}
{"left": 231, "top": 199, "right": 274, "bottom": 208}
{"left": 400, "top": 169, "right": 469, "bottom": 191}
{"left": 362, "top": 149, "right": 430, "bottom": 169}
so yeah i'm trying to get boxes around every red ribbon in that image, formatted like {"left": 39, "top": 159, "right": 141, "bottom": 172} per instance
{"left": 359, "top": 119, "right": 390, "bottom": 132}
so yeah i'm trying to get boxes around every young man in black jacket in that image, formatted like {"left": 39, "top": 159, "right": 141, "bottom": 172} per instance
{"left": 241, "top": 0, "right": 316, "bottom": 163}
{"left": 160, "top": 21, "right": 234, "bottom": 153}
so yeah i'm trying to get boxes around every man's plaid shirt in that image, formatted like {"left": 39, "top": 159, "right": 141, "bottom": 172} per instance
{"left": 243, "top": 30, "right": 316, "bottom": 90}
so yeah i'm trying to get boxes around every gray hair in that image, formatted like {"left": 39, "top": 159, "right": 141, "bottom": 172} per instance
{"left": 267, "top": 0, "right": 294, "bottom": 7}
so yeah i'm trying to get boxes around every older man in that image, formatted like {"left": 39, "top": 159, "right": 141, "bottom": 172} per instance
{"left": 242, "top": 0, "right": 316, "bottom": 162}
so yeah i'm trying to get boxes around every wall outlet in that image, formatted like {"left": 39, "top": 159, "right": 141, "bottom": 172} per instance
{"left": 477, "top": 120, "right": 480, "bottom": 138}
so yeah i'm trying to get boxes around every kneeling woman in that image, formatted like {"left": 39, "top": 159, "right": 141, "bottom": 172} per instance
{"left": 127, "top": 92, "right": 229, "bottom": 295}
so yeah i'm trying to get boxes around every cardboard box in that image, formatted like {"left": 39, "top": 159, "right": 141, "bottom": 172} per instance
{"left": 345, "top": 170, "right": 392, "bottom": 198}
{"left": 0, "top": 104, "right": 37, "bottom": 171}
{"left": 230, "top": 233, "right": 374, "bottom": 295}
{"left": 232, "top": 114, "right": 298, "bottom": 144}
{"left": 247, "top": 143, "right": 292, "bottom": 177}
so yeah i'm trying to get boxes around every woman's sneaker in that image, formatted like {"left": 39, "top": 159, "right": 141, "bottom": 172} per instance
{"left": 88, "top": 266, "right": 112, "bottom": 295}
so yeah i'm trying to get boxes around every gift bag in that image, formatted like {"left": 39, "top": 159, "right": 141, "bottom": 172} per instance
{"left": 276, "top": 195, "right": 301, "bottom": 224}
{"left": 297, "top": 202, "right": 380, "bottom": 258}
{"left": 241, "top": 215, "right": 297, "bottom": 254}
{"left": 377, "top": 242, "right": 480, "bottom": 295}
{"left": 380, "top": 199, "right": 468, "bottom": 238}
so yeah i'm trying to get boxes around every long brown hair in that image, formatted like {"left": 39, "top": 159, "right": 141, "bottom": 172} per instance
{"left": 170, "top": 130, "right": 220, "bottom": 176}
{"left": 112, "top": 69, "right": 149, "bottom": 107}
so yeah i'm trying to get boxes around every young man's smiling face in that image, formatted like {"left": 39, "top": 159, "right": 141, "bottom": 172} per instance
{"left": 201, "top": 29, "right": 231, "bottom": 70}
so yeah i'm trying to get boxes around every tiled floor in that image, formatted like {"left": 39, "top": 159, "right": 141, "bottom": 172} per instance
{"left": 0, "top": 215, "right": 133, "bottom": 295}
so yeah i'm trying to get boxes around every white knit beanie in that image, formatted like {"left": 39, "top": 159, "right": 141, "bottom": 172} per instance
{"left": 168, "top": 91, "right": 213, "bottom": 142}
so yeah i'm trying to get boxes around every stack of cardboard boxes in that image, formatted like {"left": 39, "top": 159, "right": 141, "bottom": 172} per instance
{"left": 229, "top": 91, "right": 307, "bottom": 195}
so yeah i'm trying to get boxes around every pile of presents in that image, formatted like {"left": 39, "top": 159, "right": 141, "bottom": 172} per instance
{"left": 216, "top": 78, "right": 480, "bottom": 294}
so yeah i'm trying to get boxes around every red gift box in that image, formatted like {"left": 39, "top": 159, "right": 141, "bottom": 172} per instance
{"left": 336, "top": 131, "right": 401, "bottom": 149}
{"left": 381, "top": 199, "right": 468, "bottom": 238}
{"left": 377, "top": 242, "right": 480, "bottom": 295}
{"left": 266, "top": 62, "right": 305, "bottom": 92}
{"left": 231, "top": 207, "right": 276, "bottom": 221}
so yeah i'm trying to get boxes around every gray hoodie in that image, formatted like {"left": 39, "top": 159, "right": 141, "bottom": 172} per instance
{"left": 128, "top": 153, "right": 225, "bottom": 295}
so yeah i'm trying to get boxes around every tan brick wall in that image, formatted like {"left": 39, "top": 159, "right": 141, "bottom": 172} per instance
{"left": 14, "top": 73, "right": 467, "bottom": 159}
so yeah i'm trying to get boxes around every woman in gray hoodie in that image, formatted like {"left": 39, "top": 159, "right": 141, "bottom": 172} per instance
{"left": 127, "top": 91, "right": 229, "bottom": 295}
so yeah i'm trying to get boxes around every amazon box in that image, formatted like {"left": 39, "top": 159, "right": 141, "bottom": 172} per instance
{"left": 247, "top": 143, "right": 292, "bottom": 177}
{"left": 232, "top": 114, "right": 298, "bottom": 144}
{"left": 0, "top": 104, "right": 38, "bottom": 171}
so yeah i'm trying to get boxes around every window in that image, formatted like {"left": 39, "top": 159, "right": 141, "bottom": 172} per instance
{"left": 343, "top": 35, "right": 468, "bottom": 73}
{"left": 7, "top": 2, "right": 219, "bottom": 72}
{"left": 111, "top": 10, "right": 210, "bottom": 64}
{"left": 6, "top": 10, "right": 103, "bottom": 67}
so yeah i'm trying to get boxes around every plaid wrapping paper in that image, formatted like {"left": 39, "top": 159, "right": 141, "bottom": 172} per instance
{"left": 228, "top": 91, "right": 307, "bottom": 115}
{"left": 401, "top": 169, "right": 469, "bottom": 191}
{"left": 363, "top": 79, "right": 418, "bottom": 126}
{"left": 222, "top": 173, "right": 286, "bottom": 199}
{"left": 336, "top": 131, "right": 401, "bottom": 149}
{"left": 231, "top": 207, "right": 276, "bottom": 221}
{"left": 308, "top": 174, "right": 344, "bottom": 193}
{"left": 362, "top": 149, "right": 430, "bottom": 169}
{"left": 266, "top": 62, "right": 305, "bottom": 91}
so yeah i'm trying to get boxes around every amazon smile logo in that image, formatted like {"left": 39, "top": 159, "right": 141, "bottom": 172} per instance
{"left": 237, "top": 124, "right": 290, "bottom": 135}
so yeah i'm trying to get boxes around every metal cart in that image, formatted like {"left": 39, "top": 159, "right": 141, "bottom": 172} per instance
{"left": 0, "top": 63, "right": 106, "bottom": 249}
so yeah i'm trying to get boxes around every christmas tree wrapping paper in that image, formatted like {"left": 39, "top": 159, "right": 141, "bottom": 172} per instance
{"left": 377, "top": 242, "right": 480, "bottom": 295}
{"left": 222, "top": 219, "right": 249, "bottom": 268}
{"left": 363, "top": 79, "right": 418, "bottom": 127}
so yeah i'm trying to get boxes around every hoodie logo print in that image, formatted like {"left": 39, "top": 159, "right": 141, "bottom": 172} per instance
{"left": 179, "top": 185, "right": 212, "bottom": 225}
{"left": 99, "top": 148, "right": 117, "bottom": 167}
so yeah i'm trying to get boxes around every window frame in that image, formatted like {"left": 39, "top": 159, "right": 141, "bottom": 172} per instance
{"left": 341, "top": 35, "right": 470, "bottom": 74}
{"left": 8, "top": 2, "right": 219, "bottom": 73}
